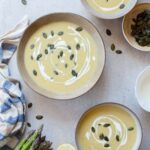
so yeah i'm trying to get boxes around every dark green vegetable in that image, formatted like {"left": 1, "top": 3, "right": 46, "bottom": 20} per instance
{"left": 72, "top": 70, "right": 78, "bottom": 77}
{"left": 36, "top": 115, "right": 43, "bottom": 120}
{"left": 76, "top": 27, "right": 83, "bottom": 32}
{"left": 91, "top": 127, "right": 95, "bottom": 133}
{"left": 131, "top": 10, "right": 150, "bottom": 47}
{"left": 15, "top": 130, "right": 35, "bottom": 150}
{"left": 58, "top": 31, "right": 64, "bottom": 36}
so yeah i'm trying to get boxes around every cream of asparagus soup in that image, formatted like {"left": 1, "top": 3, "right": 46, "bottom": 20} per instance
{"left": 86, "top": 0, "right": 129, "bottom": 14}
{"left": 77, "top": 104, "right": 141, "bottom": 150}
{"left": 24, "top": 21, "right": 97, "bottom": 93}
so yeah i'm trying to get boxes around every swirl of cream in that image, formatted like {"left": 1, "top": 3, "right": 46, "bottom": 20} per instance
{"left": 86, "top": 115, "right": 128, "bottom": 149}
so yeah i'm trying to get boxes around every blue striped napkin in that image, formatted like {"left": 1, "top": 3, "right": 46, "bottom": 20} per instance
{"left": 0, "top": 16, "right": 29, "bottom": 150}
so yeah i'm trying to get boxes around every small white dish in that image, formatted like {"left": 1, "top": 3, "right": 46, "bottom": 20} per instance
{"left": 81, "top": 0, "right": 137, "bottom": 19}
{"left": 135, "top": 66, "right": 150, "bottom": 112}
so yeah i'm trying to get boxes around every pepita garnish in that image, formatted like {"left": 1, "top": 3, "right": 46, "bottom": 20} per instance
{"left": 48, "top": 44, "right": 55, "bottom": 49}
{"left": 99, "top": 133, "right": 104, "bottom": 140}
{"left": 27, "top": 122, "right": 31, "bottom": 127}
{"left": 33, "top": 70, "right": 37, "bottom": 76}
{"left": 104, "top": 143, "right": 110, "bottom": 148}
{"left": 111, "top": 43, "right": 116, "bottom": 51}
{"left": 42, "top": 32, "right": 47, "bottom": 39}
{"left": 76, "top": 43, "right": 80, "bottom": 50}
{"left": 30, "top": 44, "right": 35, "bottom": 49}
{"left": 51, "top": 30, "right": 54, "bottom": 36}
{"left": 104, "top": 123, "right": 111, "bottom": 127}
{"left": 54, "top": 70, "right": 59, "bottom": 75}
{"left": 128, "top": 127, "right": 134, "bottom": 131}
{"left": 60, "top": 51, "right": 63, "bottom": 57}
{"left": 58, "top": 31, "right": 64, "bottom": 36}
{"left": 70, "top": 54, "right": 74, "bottom": 60}
{"left": 104, "top": 136, "right": 109, "bottom": 142}
{"left": 76, "top": 27, "right": 83, "bottom": 32}
{"left": 28, "top": 103, "right": 33, "bottom": 108}
{"left": 36, "top": 115, "right": 43, "bottom": 120}
{"left": 65, "top": 64, "right": 68, "bottom": 68}
{"left": 116, "top": 135, "right": 120, "bottom": 142}
{"left": 120, "top": 3, "right": 125, "bottom": 9}
{"left": 36, "top": 54, "right": 42, "bottom": 61}
{"left": 91, "top": 127, "right": 96, "bottom": 133}
{"left": 116, "top": 50, "right": 122, "bottom": 54}
{"left": 72, "top": 70, "right": 78, "bottom": 77}
{"left": 106, "top": 29, "right": 112, "bottom": 36}
{"left": 67, "top": 45, "right": 72, "bottom": 50}
{"left": 21, "top": 0, "right": 27, "bottom": 5}
{"left": 45, "top": 49, "right": 48, "bottom": 54}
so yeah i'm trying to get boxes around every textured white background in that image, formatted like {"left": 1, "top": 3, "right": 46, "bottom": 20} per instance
{"left": 0, "top": 0, "right": 150, "bottom": 149}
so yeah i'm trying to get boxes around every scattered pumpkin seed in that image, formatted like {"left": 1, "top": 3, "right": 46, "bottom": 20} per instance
{"left": 104, "top": 123, "right": 111, "bottom": 127}
{"left": 36, "top": 115, "right": 43, "bottom": 120}
{"left": 28, "top": 103, "right": 33, "bottom": 108}
{"left": 76, "top": 43, "right": 80, "bottom": 50}
{"left": 128, "top": 127, "right": 134, "bottom": 131}
{"left": 70, "top": 54, "right": 74, "bottom": 60}
{"left": 116, "top": 135, "right": 120, "bottom": 142}
{"left": 33, "top": 70, "right": 37, "bottom": 76}
{"left": 42, "top": 32, "right": 47, "bottom": 39}
{"left": 65, "top": 64, "right": 68, "bottom": 68}
{"left": 76, "top": 27, "right": 83, "bottom": 32}
{"left": 106, "top": 29, "right": 112, "bottom": 36}
{"left": 72, "top": 70, "right": 78, "bottom": 77}
{"left": 91, "top": 127, "right": 96, "bottom": 133}
{"left": 36, "top": 54, "right": 42, "bottom": 61}
{"left": 67, "top": 45, "right": 71, "bottom": 50}
{"left": 120, "top": 3, "right": 125, "bottom": 9}
{"left": 27, "top": 122, "right": 31, "bottom": 127}
{"left": 60, "top": 51, "right": 63, "bottom": 57}
{"left": 111, "top": 43, "right": 116, "bottom": 51}
{"left": 104, "top": 143, "right": 110, "bottom": 148}
{"left": 98, "top": 124, "right": 102, "bottom": 126}
{"left": 30, "top": 44, "right": 35, "bottom": 49}
{"left": 104, "top": 136, "right": 109, "bottom": 142}
{"left": 58, "top": 31, "right": 64, "bottom": 36}
{"left": 31, "top": 56, "right": 33, "bottom": 60}
{"left": 116, "top": 50, "right": 122, "bottom": 54}
{"left": 21, "top": 0, "right": 27, "bottom": 5}
{"left": 48, "top": 44, "right": 55, "bottom": 49}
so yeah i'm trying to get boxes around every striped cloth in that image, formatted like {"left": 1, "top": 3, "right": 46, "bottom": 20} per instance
{"left": 0, "top": 17, "right": 29, "bottom": 150}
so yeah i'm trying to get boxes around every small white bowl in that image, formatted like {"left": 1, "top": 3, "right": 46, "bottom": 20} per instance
{"left": 135, "top": 66, "right": 150, "bottom": 112}
{"left": 81, "top": 0, "right": 137, "bottom": 19}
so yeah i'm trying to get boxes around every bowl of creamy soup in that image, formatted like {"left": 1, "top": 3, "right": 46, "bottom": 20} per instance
{"left": 76, "top": 103, "right": 142, "bottom": 150}
{"left": 17, "top": 13, "right": 105, "bottom": 100}
{"left": 81, "top": 0, "right": 137, "bottom": 19}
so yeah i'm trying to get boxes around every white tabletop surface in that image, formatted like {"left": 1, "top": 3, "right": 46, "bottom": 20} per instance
{"left": 0, "top": 0, "right": 150, "bottom": 149}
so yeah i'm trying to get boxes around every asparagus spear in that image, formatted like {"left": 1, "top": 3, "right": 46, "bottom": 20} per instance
{"left": 21, "top": 125, "right": 43, "bottom": 150}
{"left": 15, "top": 130, "right": 35, "bottom": 150}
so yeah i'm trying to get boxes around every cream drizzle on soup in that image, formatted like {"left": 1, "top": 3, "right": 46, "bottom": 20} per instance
{"left": 77, "top": 104, "right": 140, "bottom": 150}
{"left": 24, "top": 21, "right": 97, "bottom": 93}
{"left": 86, "top": 0, "right": 129, "bottom": 14}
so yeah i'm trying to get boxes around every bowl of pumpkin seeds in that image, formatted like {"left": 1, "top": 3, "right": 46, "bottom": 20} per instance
{"left": 122, "top": 3, "right": 150, "bottom": 51}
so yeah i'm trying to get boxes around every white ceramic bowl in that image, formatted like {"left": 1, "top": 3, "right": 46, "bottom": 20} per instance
{"left": 135, "top": 66, "right": 150, "bottom": 112}
{"left": 81, "top": 0, "right": 137, "bottom": 19}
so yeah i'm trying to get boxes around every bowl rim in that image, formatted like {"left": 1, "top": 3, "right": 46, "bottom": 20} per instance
{"left": 135, "top": 66, "right": 150, "bottom": 112}
{"left": 17, "top": 12, "right": 106, "bottom": 100}
{"left": 122, "top": 3, "right": 150, "bottom": 52}
{"left": 81, "top": 0, "right": 137, "bottom": 19}
{"left": 75, "top": 102, "right": 143, "bottom": 149}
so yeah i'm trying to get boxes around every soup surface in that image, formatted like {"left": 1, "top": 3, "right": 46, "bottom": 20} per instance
{"left": 24, "top": 21, "right": 97, "bottom": 93}
{"left": 77, "top": 104, "right": 139, "bottom": 150}
{"left": 86, "top": 0, "right": 129, "bottom": 14}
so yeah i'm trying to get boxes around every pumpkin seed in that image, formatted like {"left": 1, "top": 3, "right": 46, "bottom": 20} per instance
{"left": 111, "top": 43, "right": 116, "bottom": 51}
{"left": 99, "top": 133, "right": 104, "bottom": 140}
{"left": 45, "top": 49, "right": 48, "bottom": 54}
{"left": 104, "top": 123, "right": 111, "bottom": 127}
{"left": 33, "top": 70, "right": 37, "bottom": 76}
{"left": 91, "top": 127, "right": 96, "bottom": 133}
{"left": 54, "top": 70, "right": 59, "bottom": 75}
{"left": 48, "top": 44, "right": 55, "bottom": 49}
{"left": 31, "top": 56, "right": 33, "bottom": 60}
{"left": 104, "top": 143, "right": 110, "bottom": 148}
{"left": 67, "top": 45, "right": 71, "bottom": 50}
{"left": 60, "top": 51, "right": 63, "bottom": 57}
{"left": 65, "top": 64, "right": 68, "bottom": 68}
{"left": 30, "top": 44, "right": 35, "bottom": 49}
{"left": 128, "top": 127, "right": 134, "bottom": 131}
{"left": 70, "top": 54, "right": 74, "bottom": 60}
{"left": 36, "top": 115, "right": 43, "bottom": 120}
{"left": 36, "top": 54, "right": 42, "bottom": 61}
{"left": 28, "top": 103, "right": 33, "bottom": 108}
{"left": 58, "top": 31, "right": 64, "bottom": 36}
{"left": 116, "top": 50, "right": 122, "bottom": 54}
{"left": 106, "top": 29, "right": 112, "bottom": 36}
{"left": 104, "top": 136, "right": 109, "bottom": 142}
{"left": 72, "top": 70, "right": 78, "bottom": 77}
{"left": 42, "top": 32, "right": 47, "bottom": 39}
{"left": 27, "top": 122, "right": 31, "bottom": 127}
{"left": 76, "top": 27, "right": 83, "bottom": 32}
{"left": 21, "top": 0, "right": 27, "bottom": 5}
{"left": 51, "top": 30, "right": 54, "bottom": 36}
{"left": 120, "top": 3, "right": 125, "bottom": 9}
{"left": 116, "top": 135, "right": 120, "bottom": 142}
{"left": 76, "top": 43, "right": 80, "bottom": 50}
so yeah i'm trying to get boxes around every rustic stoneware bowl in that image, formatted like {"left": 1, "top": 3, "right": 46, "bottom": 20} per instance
{"left": 81, "top": 0, "right": 137, "bottom": 19}
{"left": 76, "top": 103, "right": 142, "bottom": 150}
{"left": 17, "top": 13, "right": 105, "bottom": 100}
{"left": 122, "top": 3, "right": 150, "bottom": 51}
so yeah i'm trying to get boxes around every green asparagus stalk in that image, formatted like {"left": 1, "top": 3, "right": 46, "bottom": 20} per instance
{"left": 15, "top": 130, "right": 35, "bottom": 150}
{"left": 21, "top": 125, "right": 43, "bottom": 150}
